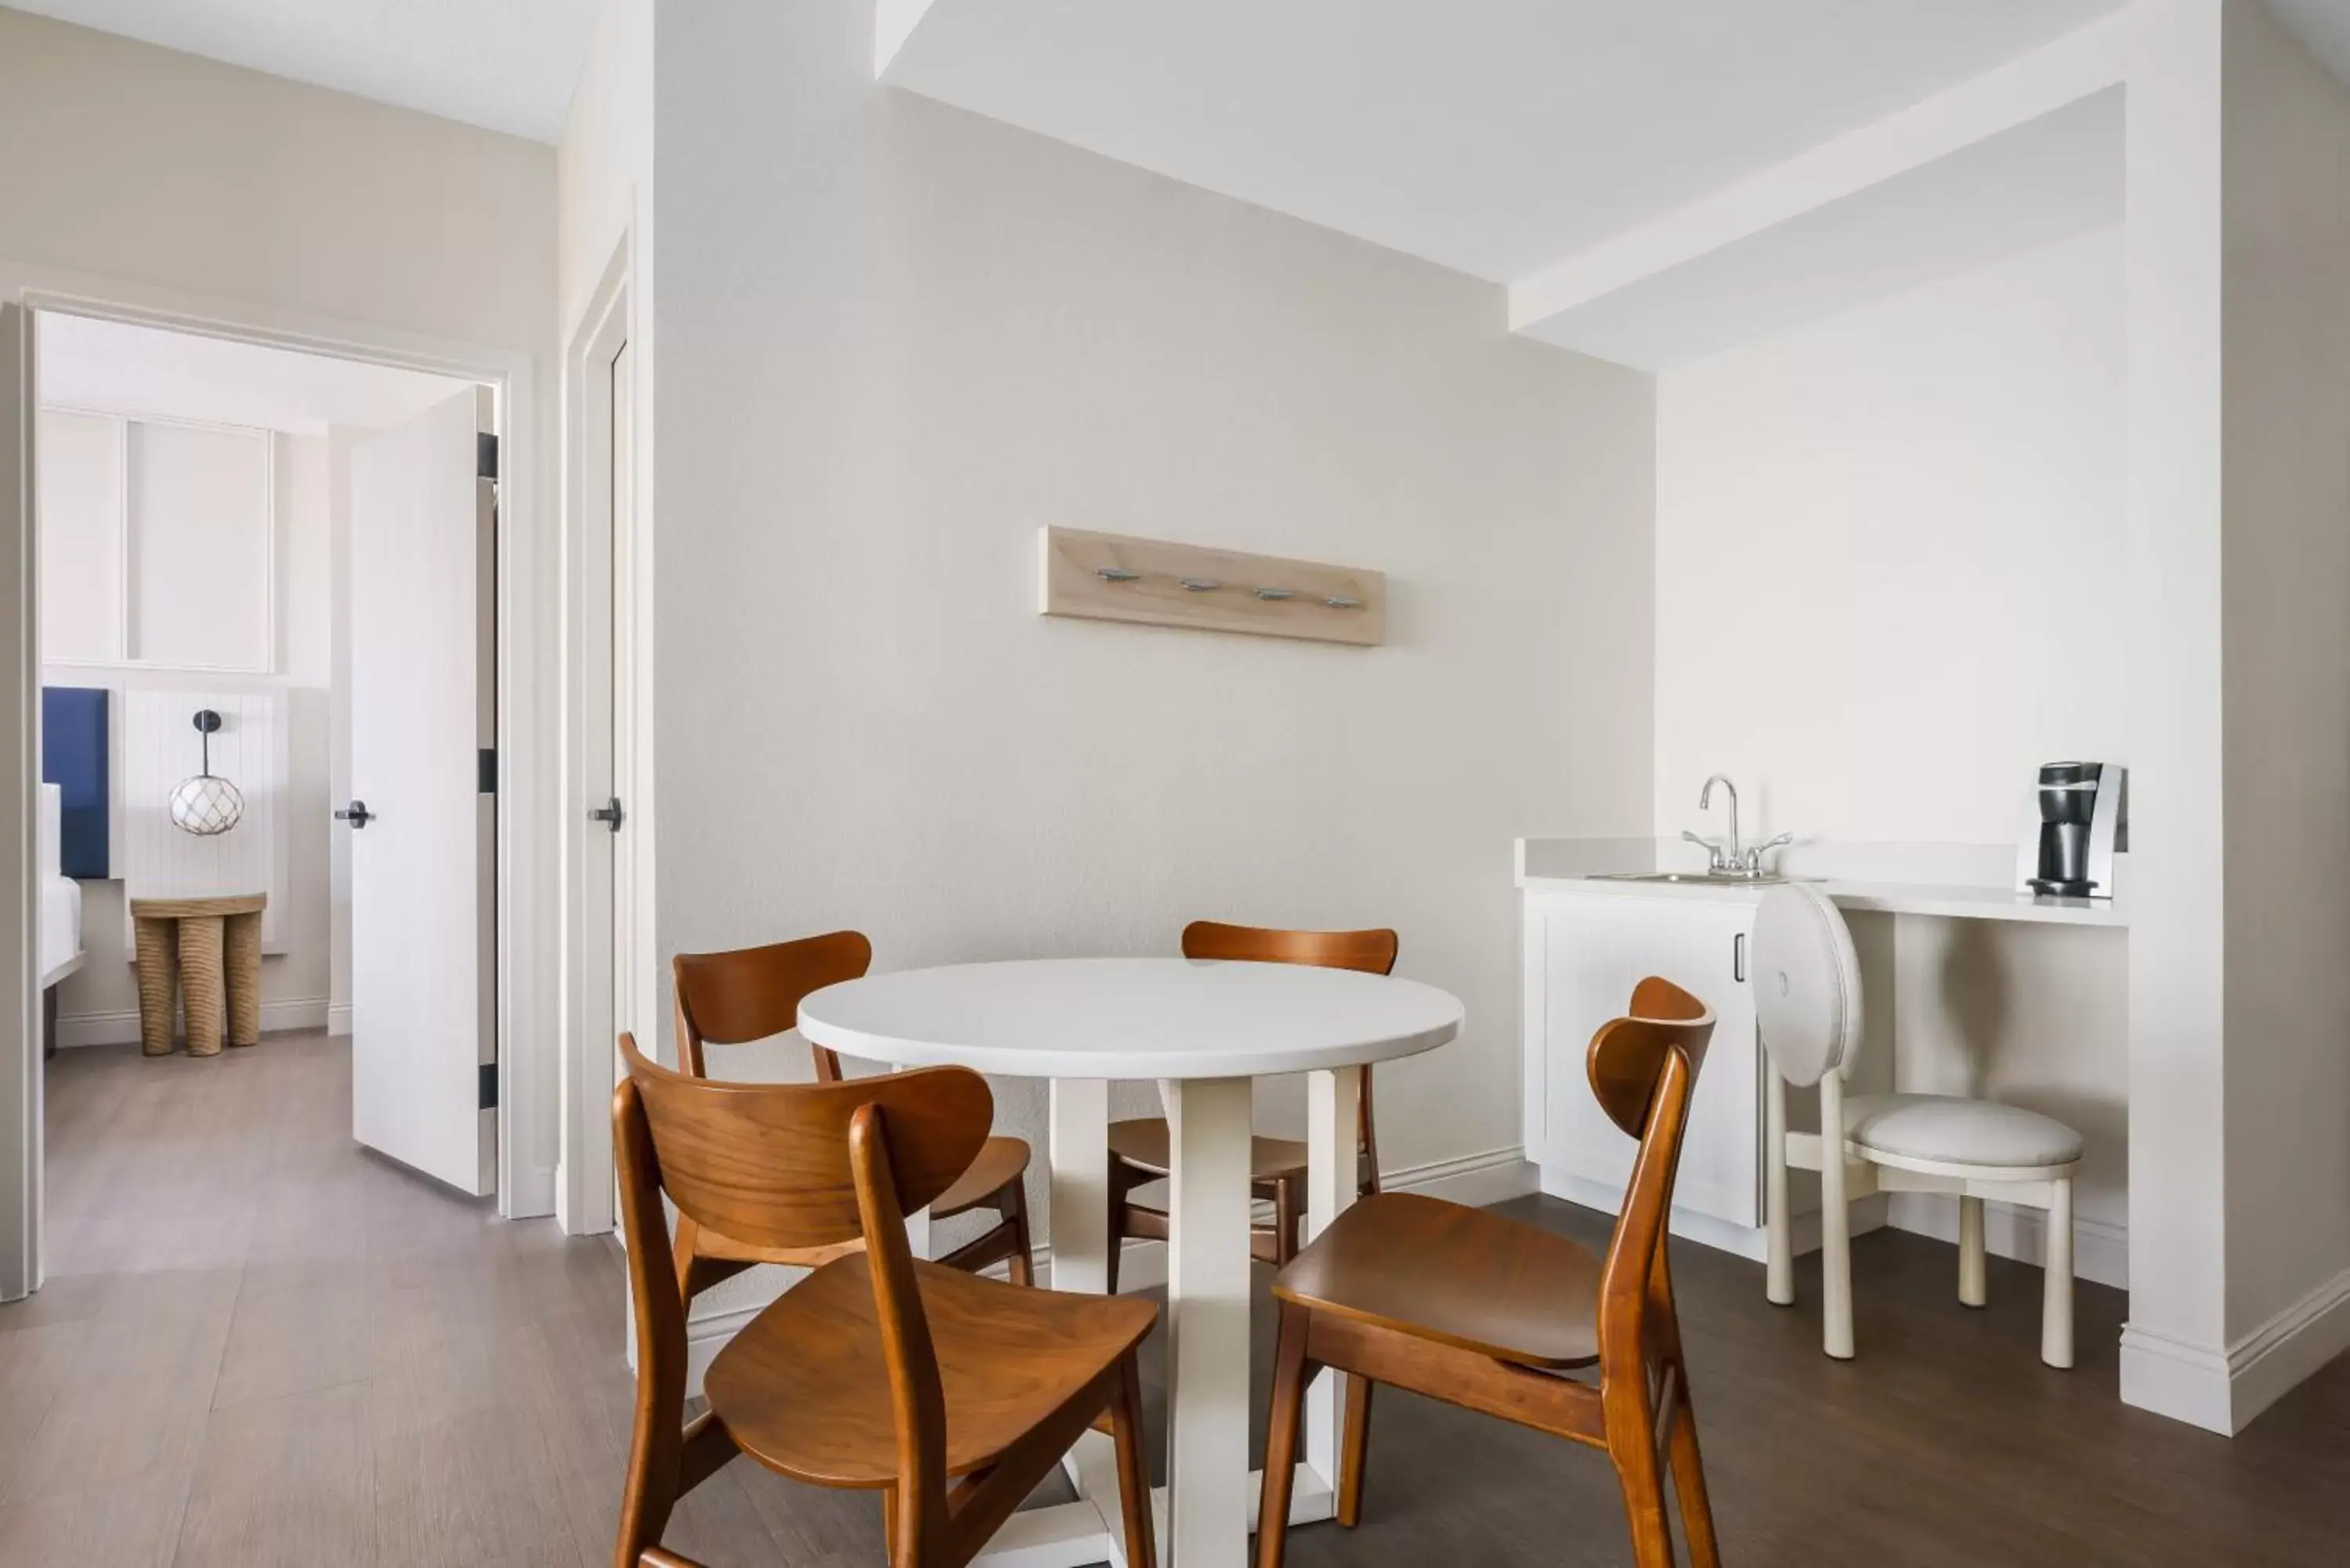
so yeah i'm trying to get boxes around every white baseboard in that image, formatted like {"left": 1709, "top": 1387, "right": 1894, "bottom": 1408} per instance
{"left": 55, "top": 995, "right": 331, "bottom": 1049}
{"left": 1386, "top": 1145, "right": 1538, "bottom": 1207}
{"left": 327, "top": 1003, "right": 352, "bottom": 1037}
{"left": 1886, "top": 1192, "right": 2128, "bottom": 1292}
{"left": 2122, "top": 1265, "right": 2350, "bottom": 1435}
{"left": 1538, "top": 1165, "right": 1888, "bottom": 1263}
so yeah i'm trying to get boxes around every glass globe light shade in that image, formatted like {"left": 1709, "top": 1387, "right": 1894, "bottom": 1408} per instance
{"left": 169, "top": 772, "right": 245, "bottom": 836}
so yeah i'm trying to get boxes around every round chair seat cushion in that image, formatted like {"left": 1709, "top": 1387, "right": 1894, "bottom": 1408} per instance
{"left": 1842, "top": 1093, "right": 2083, "bottom": 1169}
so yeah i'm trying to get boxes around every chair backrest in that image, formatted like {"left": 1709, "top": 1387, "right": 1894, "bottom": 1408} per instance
{"left": 613, "top": 1031, "right": 992, "bottom": 1561}
{"left": 1586, "top": 977, "right": 1715, "bottom": 1369}
{"left": 1182, "top": 919, "right": 1398, "bottom": 1188}
{"left": 618, "top": 1028, "right": 990, "bottom": 1252}
{"left": 1750, "top": 883, "right": 1862, "bottom": 1088}
{"left": 672, "top": 929, "right": 872, "bottom": 1081}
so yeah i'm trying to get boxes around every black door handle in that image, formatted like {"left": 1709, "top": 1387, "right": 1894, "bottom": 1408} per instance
{"left": 334, "top": 800, "right": 374, "bottom": 829}
{"left": 589, "top": 797, "right": 625, "bottom": 832}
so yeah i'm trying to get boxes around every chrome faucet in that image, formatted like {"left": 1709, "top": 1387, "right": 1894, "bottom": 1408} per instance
{"left": 1684, "top": 775, "right": 1795, "bottom": 878}
{"left": 1687, "top": 775, "right": 1741, "bottom": 874}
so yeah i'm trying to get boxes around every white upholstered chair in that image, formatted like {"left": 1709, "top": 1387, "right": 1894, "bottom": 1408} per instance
{"left": 1752, "top": 883, "right": 2084, "bottom": 1368}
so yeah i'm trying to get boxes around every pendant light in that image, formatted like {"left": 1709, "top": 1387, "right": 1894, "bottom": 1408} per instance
{"left": 168, "top": 709, "right": 244, "bottom": 836}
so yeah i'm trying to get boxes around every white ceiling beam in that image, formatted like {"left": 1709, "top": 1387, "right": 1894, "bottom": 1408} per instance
{"left": 1508, "top": 9, "right": 2135, "bottom": 341}
{"left": 876, "top": 0, "right": 942, "bottom": 80}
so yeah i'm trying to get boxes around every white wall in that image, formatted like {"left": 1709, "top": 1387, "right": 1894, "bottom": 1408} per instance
{"left": 1654, "top": 227, "right": 2126, "bottom": 846}
{"left": 2218, "top": 0, "right": 2350, "bottom": 1373}
{"left": 0, "top": 7, "right": 554, "bottom": 352}
{"left": 648, "top": 1, "right": 1655, "bottom": 1274}
{"left": 1652, "top": 225, "right": 2132, "bottom": 1268}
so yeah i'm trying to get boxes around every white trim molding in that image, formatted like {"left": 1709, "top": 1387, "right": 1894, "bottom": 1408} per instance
{"left": 1887, "top": 1192, "right": 2128, "bottom": 1292}
{"left": 1387, "top": 1144, "right": 1538, "bottom": 1208}
{"left": 2121, "top": 1266, "right": 2350, "bottom": 1435}
{"left": 1542, "top": 1161, "right": 1890, "bottom": 1263}
{"left": 55, "top": 994, "right": 331, "bottom": 1049}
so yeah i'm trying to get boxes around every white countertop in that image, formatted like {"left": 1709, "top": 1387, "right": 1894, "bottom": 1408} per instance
{"left": 1520, "top": 873, "right": 2124, "bottom": 927}
{"left": 1514, "top": 838, "right": 2126, "bottom": 928}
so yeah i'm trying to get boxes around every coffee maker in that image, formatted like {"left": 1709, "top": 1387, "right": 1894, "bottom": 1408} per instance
{"left": 2016, "top": 761, "right": 2127, "bottom": 899}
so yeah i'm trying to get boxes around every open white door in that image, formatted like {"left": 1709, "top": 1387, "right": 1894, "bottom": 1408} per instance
{"left": 347, "top": 387, "right": 496, "bottom": 1195}
{"left": 1, "top": 302, "right": 38, "bottom": 1299}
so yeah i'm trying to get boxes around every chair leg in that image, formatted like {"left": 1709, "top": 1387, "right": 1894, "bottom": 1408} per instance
{"left": 1819, "top": 1078, "right": 1855, "bottom": 1360}
{"left": 1335, "top": 1374, "right": 1372, "bottom": 1528}
{"left": 1765, "top": 1071, "right": 1793, "bottom": 1306}
{"left": 1000, "top": 1177, "right": 1036, "bottom": 1288}
{"left": 1958, "top": 1195, "right": 1987, "bottom": 1308}
{"left": 1273, "top": 1175, "right": 1303, "bottom": 1266}
{"left": 2043, "top": 1176, "right": 2074, "bottom": 1369}
{"left": 1106, "top": 1162, "right": 1130, "bottom": 1296}
{"left": 1109, "top": 1353, "right": 1158, "bottom": 1568}
{"left": 1664, "top": 1363, "right": 1721, "bottom": 1568}
{"left": 1256, "top": 1302, "right": 1312, "bottom": 1568}
{"left": 1611, "top": 1422, "right": 1678, "bottom": 1568}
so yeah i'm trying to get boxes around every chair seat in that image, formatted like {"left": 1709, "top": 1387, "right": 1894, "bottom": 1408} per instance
{"left": 932, "top": 1133, "right": 1031, "bottom": 1219}
{"left": 707, "top": 1252, "right": 1155, "bottom": 1488}
{"left": 1844, "top": 1093, "right": 2083, "bottom": 1169}
{"left": 1108, "top": 1117, "right": 1310, "bottom": 1182}
{"left": 1271, "top": 1192, "right": 1602, "bottom": 1369}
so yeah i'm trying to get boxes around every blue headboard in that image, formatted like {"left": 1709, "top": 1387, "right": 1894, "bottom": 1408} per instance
{"left": 41, "top": 686, "right": 109, "bottom": 880}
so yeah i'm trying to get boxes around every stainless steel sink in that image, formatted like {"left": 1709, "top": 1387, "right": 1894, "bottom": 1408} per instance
{"left": 1585, "top": 871, "right": 1787, "bottom": 887}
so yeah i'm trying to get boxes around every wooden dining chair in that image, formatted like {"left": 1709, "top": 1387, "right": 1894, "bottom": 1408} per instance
{"left": 672, "top": 932, "right": 1036, "bottom": 1297}
{"left": 613, "top": 1031, "right": 1159, "bottom": 1568}
{"left": 1103, "top": 919, "right": 1397, "bottom": 1293}
{"left": 1256, "top": 977, "right": 1720, "bottom": 1568}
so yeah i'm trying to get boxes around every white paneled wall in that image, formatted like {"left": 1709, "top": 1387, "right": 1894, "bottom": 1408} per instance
{"left": 35, "top": 410, "right": 123, "bottom": 661}
{"left": 38, "top": 408, "right": 274, "bottom": 674}
{"left": 120, "top": 688, "right": 288, "bottom": 951}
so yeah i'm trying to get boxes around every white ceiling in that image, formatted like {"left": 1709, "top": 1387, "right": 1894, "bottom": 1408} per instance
{"left": 2, "top": 0, "right": 598, "bottom": 143}
{"left": 38, "top": 313, "right": 478, "bottom": 435}
{"left": 882, "top": 0, "right": 2135, "bottom": 286}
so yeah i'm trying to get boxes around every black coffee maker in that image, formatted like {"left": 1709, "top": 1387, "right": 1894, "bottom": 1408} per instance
{"left": 2020, "top": 761, "right": 2126, "bottom": 898}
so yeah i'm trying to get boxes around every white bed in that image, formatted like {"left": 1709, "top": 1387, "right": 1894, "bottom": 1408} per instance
{"left": 38, "top": 782, "right": 85, "bottom": 994}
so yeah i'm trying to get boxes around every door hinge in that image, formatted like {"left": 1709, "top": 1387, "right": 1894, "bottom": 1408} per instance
{"left": 476, "top": 432, "right": 499, "bottom": 481}
{"left": 478, "top": 747, "right": 497, "bottom": 794}
{"left": 479, "top": 1063, "right": 498, "bottom": 1111}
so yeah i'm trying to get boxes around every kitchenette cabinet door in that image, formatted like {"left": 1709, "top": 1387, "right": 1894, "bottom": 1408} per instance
{"left": 1525, "top": 891, "right": 1760, "bottom": 1228}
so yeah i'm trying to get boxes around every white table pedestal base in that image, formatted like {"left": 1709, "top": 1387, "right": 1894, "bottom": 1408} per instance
{"left": 975, "top": 1464, "right": 1336, "bottom": 1568}
{"left": 968, "top": 1068, "right": 1363, "bottom": 1568}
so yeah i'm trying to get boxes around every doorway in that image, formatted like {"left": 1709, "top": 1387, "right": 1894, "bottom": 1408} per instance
{"left": 0, "top": 281, "right": 556, "bottom": 1305}
{"left": 559, "top": 253, "right": 642, "bottom": 1239}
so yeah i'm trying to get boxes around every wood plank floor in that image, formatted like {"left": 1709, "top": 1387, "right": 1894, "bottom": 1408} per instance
{"left": 5, "top": 1034, "right": 2345, "bottom": 1566}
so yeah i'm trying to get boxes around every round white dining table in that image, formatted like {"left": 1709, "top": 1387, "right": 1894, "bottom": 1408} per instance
{"left": 798, "top": 957, "right": 1463, "bottom": 1568}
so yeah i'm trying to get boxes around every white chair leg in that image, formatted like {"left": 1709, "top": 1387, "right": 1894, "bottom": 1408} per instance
{"left": 1819, "top": 1075, "right": 1853, "bottom": 1359}
{"left": 1765, "top": 1071, "right": 1793, "bottom": 1306}
{"left": 2042, "top": 1176, "right": 2074, "bottom": 1369}
{"left": 1958, "top": 1195, "right": 1987, "bottom": 1308}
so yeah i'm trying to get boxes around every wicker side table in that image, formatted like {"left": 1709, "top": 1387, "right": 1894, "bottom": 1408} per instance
{"left": 129, "top": 893, "right": 266, "bottom": 1057}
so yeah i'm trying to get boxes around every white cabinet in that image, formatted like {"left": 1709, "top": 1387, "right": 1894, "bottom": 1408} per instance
{"left": 1523, "top": 887, "right": 1762, "bottom": 1238}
